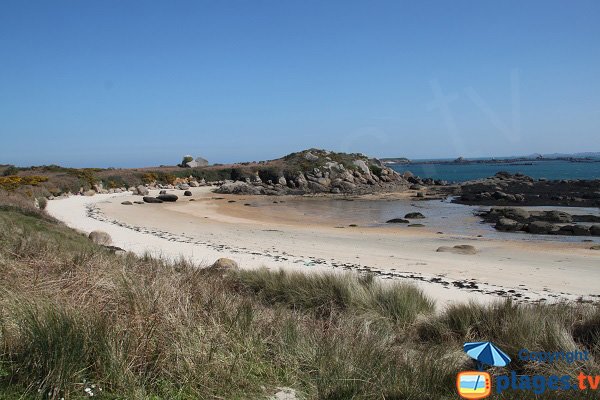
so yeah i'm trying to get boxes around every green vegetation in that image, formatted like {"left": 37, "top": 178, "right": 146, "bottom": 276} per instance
{"left": 0, "top": 184, "right": 599, "bottom": 399}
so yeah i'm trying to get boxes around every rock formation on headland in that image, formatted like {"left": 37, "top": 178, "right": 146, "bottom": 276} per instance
{"left": 180, "top": 155, "right": 209, "bottom": 168}
{"left": 214, "top": 149, "right": 409, "bottom": 195}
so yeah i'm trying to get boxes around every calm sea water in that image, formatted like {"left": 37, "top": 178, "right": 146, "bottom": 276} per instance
{"left": 390, "top": 160, "right": 600, "bottom": 182}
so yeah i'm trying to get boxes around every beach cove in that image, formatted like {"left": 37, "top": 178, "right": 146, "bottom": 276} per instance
{"left": 47, "top": 187, "right": 600, "bottom": 307}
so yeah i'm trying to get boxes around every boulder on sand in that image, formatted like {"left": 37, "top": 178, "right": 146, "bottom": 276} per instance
{"left": 143, "top": 196, "right": 164, "bottom": 204}
{"left": 386, "top": 218, "right": 409, "bottom": 224}
{"left": 137, "top": 185, "right": 149, "bottom": 196}
{"left": 210, "top": 258, "right": 239, "bottom": 270}
{"left": 157, "top": 194, "right": 178, "bottom": 202}
{"left": 405, "top": 212, "right": 425, "bottom": 219}
{"left": 88, "top": 230, "right": 112, "bottom": 246}
{"left": 436, "top": 245, "right": 477, "bottom": 255}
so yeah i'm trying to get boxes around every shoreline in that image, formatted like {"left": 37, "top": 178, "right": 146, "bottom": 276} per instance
{"left": 46, "top": 187, "right": 600, "bottom": 308}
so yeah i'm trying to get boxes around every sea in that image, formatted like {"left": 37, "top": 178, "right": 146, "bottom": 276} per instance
{"left": 389, "top": 159, "right": 600, "bottom": 183}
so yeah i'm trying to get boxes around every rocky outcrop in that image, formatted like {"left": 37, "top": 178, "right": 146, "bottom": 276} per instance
{"left": 215, "top": 149, "right": 409, "bottom": 196}
{"left": 181, "top": 155, "right": 209, "bottom": 168}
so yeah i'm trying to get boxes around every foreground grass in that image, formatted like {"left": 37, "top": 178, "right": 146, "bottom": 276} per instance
{"left": 0, "top": 205, "right": 599, "bottom": 399}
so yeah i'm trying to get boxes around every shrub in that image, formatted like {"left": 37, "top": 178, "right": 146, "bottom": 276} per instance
{"left": 37, "top": 197, "right": 47, "bottom": 210}
{"left": 141, "top": 172, "right": 158, "bottom": 184}
{"left": 369, "top": 165, "right": 383, "bottom": 177}
{"left": 0, "top": 176, "right": 21, "bottom": 192}
{"left": 2, "top": 165, "right": 19, "bottom": 176}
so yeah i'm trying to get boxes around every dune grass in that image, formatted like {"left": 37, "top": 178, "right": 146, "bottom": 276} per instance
{"left": 0, "top": 201, "right": 599, "bottom": 399}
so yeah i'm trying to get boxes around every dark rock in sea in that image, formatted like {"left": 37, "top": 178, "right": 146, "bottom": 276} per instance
{"left": 386, "top": 218, "right": 409, "bottom": 224}
{"left": 536, "top": 210, "right": 573, "bottom": 223}
{"left": 405, "top": 212, "right": 425, "bottom": 219}
{"left": 408, "top": 223, "right": 425, "bottom": 227}
{"left": 455, "top": 172, "right": 600, "bottom": 207}
{"left": 133, "top": 201, "right": 145, "bottom": 204}
{"left": 557, "top": 225, "right": 591, "bottom": 236}
{"left": 157, "top": 194, "right": 178, "bottom": 202}
{"left": 184, "top": 190, "right": 192, "bottom": 196}
{"left": 495, "top": 218, "right": 522, "bottom": 232}
{"left": 526, "top": 221, "right": 558, "bottom": 235}
{"left": 591, "top": 225, "right": 600, "bottom": 236}
{"left": 121, "top": 201, "right": 133, "bottom": 205}
{"left": 143, "top": 196, "right": 163, "bottom": 204}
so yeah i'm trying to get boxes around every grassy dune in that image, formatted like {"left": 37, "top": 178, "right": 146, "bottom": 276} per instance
{"left": 0, "top": 201, "right": 599, "bottom": 399}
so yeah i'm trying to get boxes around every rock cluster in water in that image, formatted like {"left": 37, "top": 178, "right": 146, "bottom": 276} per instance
{"left": 457, "top": 172, "right": 600, "bottom": 207}
{"left": 480, "top": 207, "right": 600, "bottom": 236}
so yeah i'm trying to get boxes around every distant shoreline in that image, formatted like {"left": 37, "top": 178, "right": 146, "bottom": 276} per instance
{"left": 382, "top": 156, "right": 600, "bottom": 166}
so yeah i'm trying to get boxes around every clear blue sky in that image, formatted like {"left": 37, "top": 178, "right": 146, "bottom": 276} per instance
{"left": 1, "top": 0, "right": 599, "bottom": 167}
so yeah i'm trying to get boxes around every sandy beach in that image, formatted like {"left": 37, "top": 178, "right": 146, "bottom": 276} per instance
{"left": 47, "top": 187, "right": 600, "bottom": 307}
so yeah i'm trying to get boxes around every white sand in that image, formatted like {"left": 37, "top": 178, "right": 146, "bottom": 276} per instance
{"left": 46, "top": 187, "right": 600, "bottom": 308}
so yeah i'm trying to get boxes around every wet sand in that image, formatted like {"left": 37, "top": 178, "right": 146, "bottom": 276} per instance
{"left": 47, "top": 187, "right": 600, "bottom": 307}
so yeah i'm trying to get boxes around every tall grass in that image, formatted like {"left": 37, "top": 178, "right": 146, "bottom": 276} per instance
{"left": 0, "top": 202, "right": 599, "bottom": 399}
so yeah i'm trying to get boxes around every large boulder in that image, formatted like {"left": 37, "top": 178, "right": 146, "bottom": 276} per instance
{"left": 495, "top": 218, "right": 522, "bottom": 232}
{"left": 304, "top": 152, "right": 319, "bottom": 162}
{"left": 88, "top": 230, "right": 112, "bottom": 246}
{"left": 143, "top": 196, "right": 164, "bottom": 203}
{"left": 211, "top": 258, "right": 238, "bottom": 270}
{"left": 591, "top": 225, "right": 600, "bottom": 236}
{"left": 526, "top": 221, "right": 557, "bottom": 234}
{"left": 307, "top": 181, "right": 328, "bottom": 192}
{"left": 216, "top": 181, "right": 264, "bottom": 195}
{"left": 157, "top": 194, "right": 178, "bottom": 202}
{"left": 352, "top": 159, "right": 370, "bottom": 175}
{"left": 491, "top": 207, "right": 530, "bottom": 222}
{"left": 332, "top": 180, "right": 356, "bottom": 192}
{"left": 557, "top": 225, "right": 591, "bottom": 236}
{"left": 137, "top": 185, "right": 149, "bottom": 196}
{"left": 539, "top": 210, "right": 573, "bottom": 223}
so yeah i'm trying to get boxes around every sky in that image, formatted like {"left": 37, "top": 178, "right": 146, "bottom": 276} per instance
{"left": 1, "top": 0, "right": 599, "bottom": 167}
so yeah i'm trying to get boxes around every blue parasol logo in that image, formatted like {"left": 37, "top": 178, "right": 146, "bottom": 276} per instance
{"left": 464, "top": 341, "right": 511, "bottom": 370}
